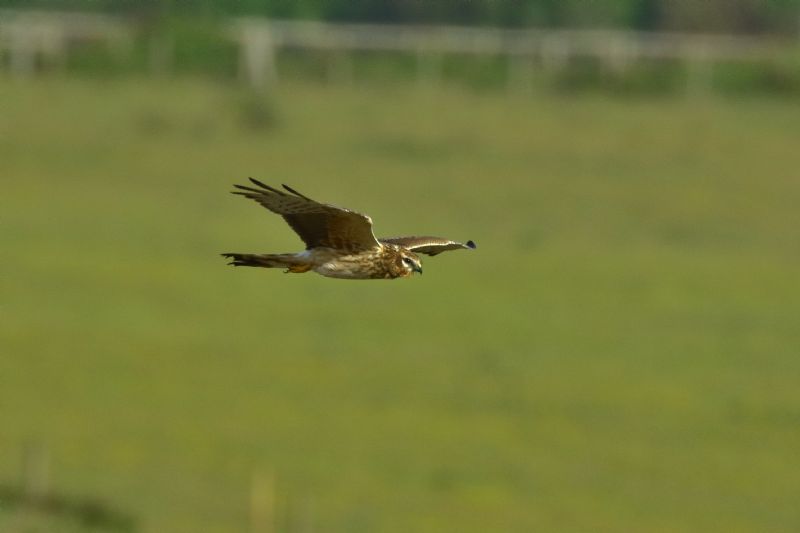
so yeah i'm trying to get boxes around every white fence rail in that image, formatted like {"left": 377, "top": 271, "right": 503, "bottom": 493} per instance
{"left": 1, "top": 9, "right": 797, "bottom": 92}
{"left": 0, "top": 9, "right": 131, "bottom": 77}
{"left": 228, "top": 18, "right": 795, "bottom": 91}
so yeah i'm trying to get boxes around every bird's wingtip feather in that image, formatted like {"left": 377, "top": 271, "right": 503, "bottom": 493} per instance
{"left": 249, "top": 177, "right": 268, "bottom": 188}
{"left": 466, "top": 240, "right": 477, "bottom": 249}
{"left": 282, "top": 184, "right": 312, "bottom": 200}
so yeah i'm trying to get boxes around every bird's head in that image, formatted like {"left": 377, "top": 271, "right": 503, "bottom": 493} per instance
{"left": 397, "top": 250, "right": 423, "bottom": 277}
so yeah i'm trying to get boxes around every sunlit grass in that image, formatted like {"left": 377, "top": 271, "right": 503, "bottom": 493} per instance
{"left": 2, "top": 78, "right": 799, "bottom": 532}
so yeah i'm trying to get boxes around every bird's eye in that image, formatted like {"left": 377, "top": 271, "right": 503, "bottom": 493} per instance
{"left": 403, "top": 257, "right": 413, "bottom": 265}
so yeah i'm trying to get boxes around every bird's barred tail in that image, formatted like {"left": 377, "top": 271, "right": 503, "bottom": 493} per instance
{"left": 221, "top": 253, "right": 302, "bottom": 269}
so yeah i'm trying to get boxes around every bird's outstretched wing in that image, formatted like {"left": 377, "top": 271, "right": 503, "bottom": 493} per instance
{"left": 379, "top": 236, "right": 476, "bottom": 256}
{"left": 233, "top": 179, "right": 381, "bottom": 252}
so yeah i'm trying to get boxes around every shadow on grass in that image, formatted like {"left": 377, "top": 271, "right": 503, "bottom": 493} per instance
{"left": 0, "top": 484, "right": 136, "bottom": 532}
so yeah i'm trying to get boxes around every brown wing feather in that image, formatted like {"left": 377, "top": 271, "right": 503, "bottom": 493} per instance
{"left": 379, "top": 236, "right": 476, "bottom": 256}
{"left": 233, "top": 179, "right": 380, "bottom": 252}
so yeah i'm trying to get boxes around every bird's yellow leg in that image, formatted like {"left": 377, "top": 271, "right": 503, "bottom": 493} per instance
{"left": 285, "top": 264, "right": 313, "bottom": 274}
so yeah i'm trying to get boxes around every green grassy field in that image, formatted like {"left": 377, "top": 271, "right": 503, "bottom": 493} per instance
{"left": 2, "top": 78, "right": 799, "bottom": 532}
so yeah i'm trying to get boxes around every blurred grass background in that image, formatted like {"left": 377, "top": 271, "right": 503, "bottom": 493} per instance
{"left": 2, "top": 76, "right": 799, "bottom": 531}
{"left": 3, "top": 1, "right": 800, "bottom": 530}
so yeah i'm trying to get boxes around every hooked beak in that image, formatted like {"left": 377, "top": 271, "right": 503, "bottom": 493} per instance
{"left": 413, "top": 264, "right": 423, "bottom": 275}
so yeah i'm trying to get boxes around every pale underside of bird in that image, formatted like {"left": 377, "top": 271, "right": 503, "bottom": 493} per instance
{"left": 222, "top": 179, "right": 476, "bottom": 280}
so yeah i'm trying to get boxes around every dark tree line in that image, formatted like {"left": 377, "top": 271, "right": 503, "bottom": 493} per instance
{"left": 2, "top": 0, "right": 799, "bottom": 34}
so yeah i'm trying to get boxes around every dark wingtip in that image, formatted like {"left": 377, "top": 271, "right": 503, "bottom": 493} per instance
{"left": 249, "top": 177, "right": 269, "bottom": 189}
{"left": 282, "top": 184, "right": 312, "bottom": 200}
{"left": 466, "top": 240, "right": 477, "bottom": 249}
{"left": 248, "top": 178, "right": 286, "bottom": 195}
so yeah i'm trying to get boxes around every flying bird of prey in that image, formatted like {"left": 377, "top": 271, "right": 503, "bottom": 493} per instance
{"left": 222, "top": 179, "right": 476, "bottom": 280}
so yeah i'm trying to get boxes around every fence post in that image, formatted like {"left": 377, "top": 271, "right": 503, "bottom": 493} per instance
{"left": 416, "top": 49, "right": 442, "bottom": 88}
{"left": 238, "top": 23, "right": 277, "bottom": 91}
{"left": 541, "top": 33, "right": 569, "bottom": 71}
{"left": 686, "top": 43, "right": 712, "bottom": 96}
{"left": 508, "top": 54, "right": 533, "bottom": 93}
{"left": 8, "top": 22, "right": 38, "bottom": 78}
{"left": 605, "top": 37, "right": 634, "bottom": 73}
{"left": 148, "top": 32, "right": 173, "bottom": 77}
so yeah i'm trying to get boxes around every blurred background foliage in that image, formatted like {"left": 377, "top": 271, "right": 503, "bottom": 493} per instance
{"left": 2, "top": 1, "right": 800, "bottom": 533}
{"left": 2, "top": 0, "right": 800, "bottom": 33}
{"left": 2, "top": 1, "right": 800, "bottom": 95}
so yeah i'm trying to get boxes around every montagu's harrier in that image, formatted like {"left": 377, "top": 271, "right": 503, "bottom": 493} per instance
{"left": 222, "top": 179, "right": 476, "bottom": 280}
